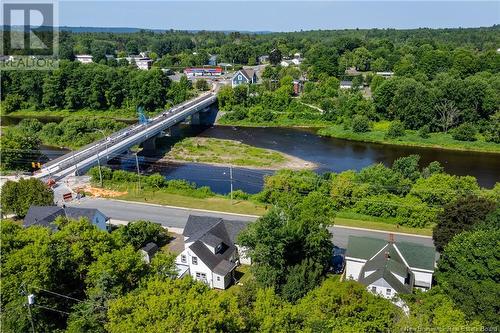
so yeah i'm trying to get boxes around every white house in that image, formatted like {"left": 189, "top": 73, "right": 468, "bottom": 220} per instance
{"left": 375, "top": 71, "right": 394, "bottom": 78}
{"left": 24, "top": 205, "right": 109, "bottom": 231}
{"left": 345, "top": 236, "right": 436, "bottom": 300}
{"left": 75, "top": 55, "right": 93, "bottom": 64}
{"left": 135, "top": 58, "right": 153, "bottom": 70}
{"left": 175, "top": 215, "right": 250, "bottom": 289}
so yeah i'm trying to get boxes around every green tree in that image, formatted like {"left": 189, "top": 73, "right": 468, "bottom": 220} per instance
{"left": 0, "top": 128, "right": 41, "bottom": 171}
{"left": 112, "top": 220, "right": 169, "bottom": 249}
{"left": 269, "top": 48, "right": 282, "bottom": 66}
{"left": 433, "top": 195, "right": 496, "bottom": 251}
{"left": 351, "top": 115, "right": 370, "bottom": 133}
{"left": 1, "top": 178, "right": 54, "bottom": 218}
{"left": 451, "top": 122, "right": 477, "bottom": 141}
{"left": 385, "top": 120, "right": 406, "bottom": 139}
{"left": 436, "top": 229, "right": 500, "bottom": 326}
{"left": 195, "top": 78, "right": 209, "bottom": 91}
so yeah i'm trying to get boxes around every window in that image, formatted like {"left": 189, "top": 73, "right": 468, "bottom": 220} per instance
{"left": 181, "top": 255, "right": 186, "bottom": 263}
{"left": 371, "top": 286, "right": 376, "bottom": 293}
{"left": 386, "top": 288, "right": 392, "bottom": 296}
{"left": 196, "top": 272, "right": 207, "bottom": 280}
{"left": 217, "top": 276, "right": 221, "bottom": 281}
{"left": 192, "top": 256, "right": 198, "bottom": 265}
{"left": 238, "top": 75, "right": 242, "bottom": 80}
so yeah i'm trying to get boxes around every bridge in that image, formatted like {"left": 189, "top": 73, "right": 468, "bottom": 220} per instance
{"left": 36, "top": 91, "right": 218, "bottom": 180}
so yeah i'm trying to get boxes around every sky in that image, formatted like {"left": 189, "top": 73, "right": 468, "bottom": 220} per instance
{"left": 58, "top": 1, "right": 499, "bottom": 32}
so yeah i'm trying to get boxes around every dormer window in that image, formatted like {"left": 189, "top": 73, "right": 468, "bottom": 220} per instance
{"left": 215, "top": 243, "right": 222, "bottom": 254}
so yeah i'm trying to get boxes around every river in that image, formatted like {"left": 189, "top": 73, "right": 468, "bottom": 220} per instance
{"left": 29, "top": 125, "right": 500, "bottom": 193}
{"left": 114, "top": 125, "right": 499, "bottom": 193}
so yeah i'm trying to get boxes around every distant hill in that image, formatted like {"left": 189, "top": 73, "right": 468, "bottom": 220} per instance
{"left": 1, "top": 25, "right": 273, "bottom": 34}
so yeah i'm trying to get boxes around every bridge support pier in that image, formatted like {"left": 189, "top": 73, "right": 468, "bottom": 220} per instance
{"left": 141, "top": 136, "right": 157, "bottom": 153}
{"left": 168, "top": 123, "right": 182, "bottom": 137}
{"left": 191, "top": 106, "right": 217, "bottom": 126}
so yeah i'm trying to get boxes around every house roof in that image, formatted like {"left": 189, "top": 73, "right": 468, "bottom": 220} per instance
{"left": 24, "top": 206, "right": 65, "bottom": 229}
{"left": 346, "top": 236, "right": 436, "bottom": 272}
{"left": 23, "top": 205, "right": 108, "bottom": 230}
{"left": 141, "top": 242, "right": 159, "bottom": 256}
{"left": 183, "top": 215, "right": 247, "bottom": 245}
{"left": 360, "top": 267, "right": 413, "bottom": 294}
{"left": 340, "top": 80, "right": 353, "bottom": 86}
{"left": 189, "top": 240, "right": 235, "bottom": 273}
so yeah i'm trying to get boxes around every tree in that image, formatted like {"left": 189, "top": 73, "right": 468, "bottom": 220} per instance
{"left": 435, "top": 100, "right": 460, "bottom": 133}
{"left": 269, "top": 48, "right": 282, "bottom": 66}
{"left": 392, "top": 154, "right": 421, "bottom": 181}
{"left": 436, "top": 229, "right": 500, "bottom": 326}
{"left": 112, "top": 220, "right": 169, "bottom": 249}
{"left": 385, "top": 120, "right": 405, "bottom": 139}
{"left": 195, "top": 79, "right": 209, "bottom": 91}
{"left": 1, "top": 178, "right": 54, "bottom": 217}
{"left": 433, "top": 195, "right": 496, "bottom": 251}
{"left": 2, "top": 94, "right": 24, "bottom": 113}
{"left": 351, "top": 115, "right": 370, "bottom": 133}
{"left": 0, "top": 128, "right": 41, "bottom": 171}
{"left": 451, "top": 122, "right": 477, "bottom": 141}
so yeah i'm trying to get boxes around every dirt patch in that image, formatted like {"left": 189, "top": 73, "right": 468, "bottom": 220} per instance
{"left": 81, "top": 186, "right": 128, "bottom": 198}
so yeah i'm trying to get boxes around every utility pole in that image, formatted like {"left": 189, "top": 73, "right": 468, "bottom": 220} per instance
{"left": 96, "top": 151, "right": 103, "bottom": 187}
{"left": 135, "top": 153, "right": 141, "bottom": 192}
{"left": 229, "top": 165, "right": 233, "bottom": 202}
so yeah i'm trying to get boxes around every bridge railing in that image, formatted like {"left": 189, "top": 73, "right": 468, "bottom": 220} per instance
{"left": 41, "top": 92, "right": 217, "bottom": 175}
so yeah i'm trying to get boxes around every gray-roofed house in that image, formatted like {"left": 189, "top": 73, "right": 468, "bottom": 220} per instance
{"left": 140, "top": 242, "right": 159, "bottom": 264}
{"left": 23, "top": 205, "right": 109, "bottom": 231}
{"left": 232, "top": 68, "right": 257, "bottom": 88}
{"left": 345, "top": 236, "right": 436, "bottom": 301}
{"left": 175, "top": 215, "right": 251, "bottom": 289}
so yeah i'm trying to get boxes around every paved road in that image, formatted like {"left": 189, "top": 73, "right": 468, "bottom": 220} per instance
{"left": 68, "top": 197, "right": 435, "bottom": 249}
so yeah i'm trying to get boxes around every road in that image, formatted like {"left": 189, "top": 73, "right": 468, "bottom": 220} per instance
{"left": 68, "top": 197, "right": 434, "bottom": 249}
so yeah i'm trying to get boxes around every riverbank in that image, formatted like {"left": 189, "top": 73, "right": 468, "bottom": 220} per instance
{"left": 318, "top": 123, "right": 500, "bottom": 153}
{"left": 161, "top": 137, "right": 316, "bottom": 170}
{"left": 2, "top": 108, "right": 140, "bottom": 124}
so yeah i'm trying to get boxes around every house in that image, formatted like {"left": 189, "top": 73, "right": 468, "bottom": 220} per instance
{"left": 345, "top": 67, "right": 361, "bottom": 76}
{"left": 340, "top": 80, "right": 353, "bottom": 89}
{"left": 232, "top": 68, "right": 257, "bottom": 87}
{"left": 135, "top": 58, "right": 153, "bottom": 70}
{"left": 345, "top": 236, "right": 436, "bottom": 300}
{"left": 140, "top": 242, "right": 159, "bottom": 264}
{"left": 24, "top": 205, "right": 109, "bottom": 231}
{"left": 75, "top": 54, "right": 93, "bottom": 64}
{"left": 375, "top": 71, "right": 394, "bottom": 78}
{"left": 184, "top": 67, "right": 222, "bottom": 77}
{"left": 258, "top": 55, "right": 269, "bottom": 64}
{"left": 175, "top": 215, "right": 250, "bottom": 289}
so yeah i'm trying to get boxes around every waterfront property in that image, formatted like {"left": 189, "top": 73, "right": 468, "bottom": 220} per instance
{"left": 23, "top": 205, "right": 109, "bottom": 231}
{"left": 175, "top": 215, "right": 251, "bottom": 289}
{"left": 75, "top": 54, "right": 93, "bottom": 64}
{"left": 232, "top": 68, "right": 257, "bottom": 87}
{"left": 345, "top": 236, "right": 436, "bottom": 299}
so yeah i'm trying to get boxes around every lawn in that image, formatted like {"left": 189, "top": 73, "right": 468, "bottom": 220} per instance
{"left": 318, "top": 123, "right": 500, "bottom": 153}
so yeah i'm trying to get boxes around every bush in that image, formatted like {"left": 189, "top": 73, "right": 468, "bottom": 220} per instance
{"left": 145, "top": 173, "right": 167, "bottom": 189}
{"left": 418, "top": 124, "right": 430, "bottom": 138}
{"left": 351, "top": 115, "right": 370, "bottom": 133}
{"left": 88, "top": 166, "right": 113, "bottom": 182}
{"left": 385, "top": 120, "right": 405, "bottom": 139}
{"left": 230, "top": 189, "right": 250, "bottom": 200}
{"left": 451, "top": 123, "right": 477, "bottom": 141}
{"left": 2, "top": 94, "right": 24, "bottom": 113}
{"left": 112, "top": 170, "right": 138, "bottom": 182}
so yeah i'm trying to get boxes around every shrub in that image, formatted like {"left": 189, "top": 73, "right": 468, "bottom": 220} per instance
{"left": 88, "top": 166, "right": 113, "bottom": 182}
{"left": 451, "top": 123, "right": 477, "bottom": 141}
{"left": 351, "top": 115, "right": 370, "bottom": 133}
{"left": 112, "top": 170, "right": 138, "bottom": 182}
{"left": 385, "top": 120, "right": 405, "bottom": 139}
{"left": 145, "top": 173, "right": 167, "bottom": 189}
{"left": 418, "top": 124, "right": 430, "bottom": 138}
{"left": 230, "top": 189, "right": 250, "bottom": 200}
{"left": 2, "top": 94, "right": 24, "bottom": 113}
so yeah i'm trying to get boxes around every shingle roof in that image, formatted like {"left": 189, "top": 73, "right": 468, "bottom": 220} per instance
{"left": 23, "top": 206, "right": 65, "bottom": 229}
{"left": 346, "top": 236, "right": 436, "bottom": 272}
{"left": 23, "top": 205, "right": 108, "bottom": 230}
{"left": 189, "top": 240, "right": 235, "bottom": 272}
{"left": 183, "top": 215, "right": 247, "bottom": 245}
{"left": 214, "top": 260, "right": 237, "bottom": 275}
{"left": 141, "top": 242, "right": 158, "bottom": 256}
{"left": 360, "top": 267, "right": 413, "bottom": 294}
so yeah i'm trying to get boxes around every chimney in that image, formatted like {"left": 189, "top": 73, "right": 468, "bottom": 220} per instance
{"left": 384, "top": 251, "right": 390, "bottom": 259}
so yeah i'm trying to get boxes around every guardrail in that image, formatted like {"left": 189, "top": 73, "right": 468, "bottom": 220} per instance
{"left": 39, "top": 92, "right": 217, "bottom": 179}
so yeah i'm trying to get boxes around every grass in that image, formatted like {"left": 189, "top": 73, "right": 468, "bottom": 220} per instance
{"left": 334, "top": 217, "right": 433, "bottom": 236}
{"left": 318, "top": 123, "right": 500, "bottom": 153}
{"left": 217, "top": 116, "right": 332, "bottom": 128}
{"left": 165, "top": 137, "right": 288, "bottom": 168}
{"left": 103, "top": 182, "right": 268, "bottom": 216}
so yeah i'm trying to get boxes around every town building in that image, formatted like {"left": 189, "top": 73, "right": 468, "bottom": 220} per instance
{"left": 175, "top": 215, "right": 251, "bottom": 289}
{"left": 75, "top": 54, "right": 93, "bottom": 64}
{"left": 375, "top": 71, "right": 395, "bottom": 78}
{"left": 24, "top": 205, "right": 109, "bottom": 231}
{"left": 183, "top": 67, "right": 223, "bottom": 77}
{"left": 231, "top": 68, "right": 257, "bottom": 87}
{"left": 345, "top": 236, "right": 436, "bottom": 300}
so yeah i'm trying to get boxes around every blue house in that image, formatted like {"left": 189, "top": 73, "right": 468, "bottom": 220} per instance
{"left": 24, "top": 206, "right": 109, "bottom": 231}
{"left": 232, "top": 68, "right": 257, "bottom": 87}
